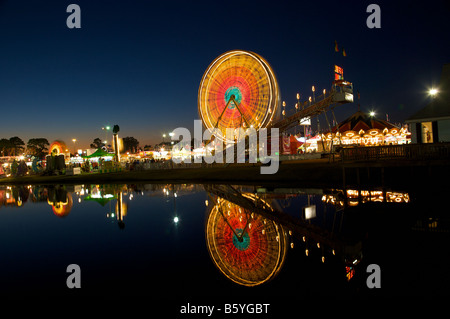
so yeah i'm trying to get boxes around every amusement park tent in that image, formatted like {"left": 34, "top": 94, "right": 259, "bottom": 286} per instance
{"left": 81, "top": 148, "right": 112, "bottom": 159}
{"left": 84, "top": 194, "right": 117, "bottom": 206}
{"left": 313, "top": 109, "right": 409, "bottom": 148}
{"left": 328, "top": 110, "right": 399, "bottom": 133}
{"left": 282, "top": 135, "right": 303, "bottom": 154}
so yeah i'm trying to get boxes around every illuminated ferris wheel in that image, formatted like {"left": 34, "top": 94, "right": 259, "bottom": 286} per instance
{"left": 198, "top": 50, "right": 280, "bottom": 143}
{"left": 206, "top": 195, "right": 287, "bottom": 286}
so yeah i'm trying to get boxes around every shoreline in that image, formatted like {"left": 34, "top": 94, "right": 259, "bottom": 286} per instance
{"left": 1, "top": 159, "right": 449, "bottom": 191}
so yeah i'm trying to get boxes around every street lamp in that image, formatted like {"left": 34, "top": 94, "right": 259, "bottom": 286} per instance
{"left": 102, "top": 126, "right": 111, "bottom": 145}
{"left": 72, "top": 139, "right": 77, "bottom": 155}
{"left": 429, "top": 88, "right": 438, "bottom": 98}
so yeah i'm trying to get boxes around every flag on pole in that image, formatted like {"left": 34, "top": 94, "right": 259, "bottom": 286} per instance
{"left": 334, "top": 40, "right": 339, "bottom": 52}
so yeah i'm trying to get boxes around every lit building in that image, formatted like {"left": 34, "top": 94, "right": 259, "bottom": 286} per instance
{"left": 306, "top": 110, "right": 410, "bottom": 152}
{"left": 406, "top": 63, "right": 450, "bottom": 143}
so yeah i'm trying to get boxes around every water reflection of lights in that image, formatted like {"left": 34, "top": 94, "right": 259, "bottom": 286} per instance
{"left": 48, "top": 193, "right": 73, "bottom": 218}
{"left": 206, "top": 195, "right": 287, "bottom": 287}
{"left": 322, "top": 189, "right": 410, "bottom": 207}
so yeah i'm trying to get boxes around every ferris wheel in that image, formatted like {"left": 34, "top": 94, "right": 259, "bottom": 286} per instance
{"left": 198, "top": 50, "right": 280, "bottom": 143}
{"left": 205, "top": 195, "right": 287, "bottom": 286}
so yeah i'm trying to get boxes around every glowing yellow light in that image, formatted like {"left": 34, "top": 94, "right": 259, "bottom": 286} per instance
{"left": 429, "top": 88, "right": 438, "bottom": 96}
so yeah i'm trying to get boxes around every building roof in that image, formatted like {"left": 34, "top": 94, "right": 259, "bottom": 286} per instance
{"left": 330, "top": 110, "right": 399, "bottom": 133}
{"left": 406, "top": 63, "right": 450, "bottom": 123}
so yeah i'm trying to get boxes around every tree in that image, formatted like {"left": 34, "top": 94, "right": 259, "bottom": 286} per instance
{"left": 90, "top": 138, "right": 105, "bottom": 149}
{"left": 0, "top": 138, "right": 14, "bottom": 156}
{"left": 27, "top": 138, "right": 50, "bottom": 158}
{"left": 122, "top": 136, "right": 139, "bottom": 153}
{"left": 9, "top": 137, "right": 25, "bottom": 156}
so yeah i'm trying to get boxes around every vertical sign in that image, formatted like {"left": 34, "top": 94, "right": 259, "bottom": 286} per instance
{"left": 334, "top": 65, "right": 344, "bottom": 81}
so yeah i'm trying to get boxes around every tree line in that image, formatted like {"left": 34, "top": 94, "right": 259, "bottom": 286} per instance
{"left": 0, "top": 137, "right": 49, "bottom": 158}
{"left": 0, "top": 136, "right": 143, "bottom": 159}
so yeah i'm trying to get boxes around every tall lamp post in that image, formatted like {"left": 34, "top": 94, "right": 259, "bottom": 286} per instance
{"left": 72, "top": 139, "right": 77, "bottom": 155}
{"left": 102, "top": 126, "right": 111, "bottom": 146}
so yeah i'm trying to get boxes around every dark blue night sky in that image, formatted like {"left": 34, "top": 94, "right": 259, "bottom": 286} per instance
{"left": 1, "top": 0, "right": 449, "bottom": 148}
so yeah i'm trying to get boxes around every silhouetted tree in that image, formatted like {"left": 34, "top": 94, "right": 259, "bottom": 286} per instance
{"left": 0, "top": 138, "right": 14, "bottom": 156}
{"left": 122, "top": 136, "right": 139, "bottom": 153}
{"left": 27, "top": 138, "right": 50, "bottom": 158}
{"left": 9, "top": 136, "right": 25, "bottom": 156}
{"left": 90, "top": 138, "right": 104, "bottom": 149}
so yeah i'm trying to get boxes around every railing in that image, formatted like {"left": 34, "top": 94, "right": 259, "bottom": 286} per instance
{"left": 339, "top": 143, "right": 450, "bottom": 162}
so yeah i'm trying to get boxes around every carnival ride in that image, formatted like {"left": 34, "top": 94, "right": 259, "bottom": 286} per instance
{"left": 198, "top": 50, "right": 354, "bottom": 144}
{"left": 205, "top": 190, "right": 288, "bottom": 286}
{"left": 205, "top": 184, "right": 364, "bottom": 285}
{"left": 198, "top": 50, "right": 280, "bottom": 144}
{"left": 48, "top": 140, "right": 68, "bottom": 156}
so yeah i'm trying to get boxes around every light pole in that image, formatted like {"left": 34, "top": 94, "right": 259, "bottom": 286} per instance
{"left": 102, "top": 126, "right": 111, "bottom": 145}
{"left": 72, "top": 138, "right": 77, "bottom": 155}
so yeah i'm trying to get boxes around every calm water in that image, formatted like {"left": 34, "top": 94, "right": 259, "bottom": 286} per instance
{"left": 0, "top": 182, "right": 448, "bottom": 305}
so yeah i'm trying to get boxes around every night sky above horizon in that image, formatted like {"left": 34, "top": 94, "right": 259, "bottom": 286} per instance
{"left": 1, "top": 0, "right": 449, "bottom": 149}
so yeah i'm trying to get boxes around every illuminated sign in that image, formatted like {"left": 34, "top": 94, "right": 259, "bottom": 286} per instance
{"left": 303, "top": 205, "right": 316, "bottom": 220}
{"left": 346, "top": 266, "right": 355, "bottom": 281}
{"left": 334, "top": 65, "right": 344, "bottom": 80}
{"left": 299, "top": 117, "right": 311, "bottom": 125}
